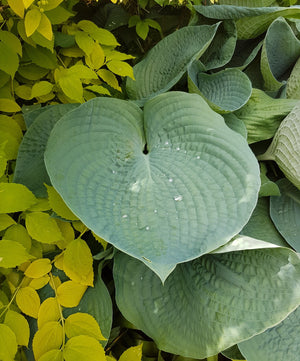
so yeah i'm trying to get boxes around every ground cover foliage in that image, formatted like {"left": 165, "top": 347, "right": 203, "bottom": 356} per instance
{"left": 1, "top": 0, "right": 300, "bottom": 360}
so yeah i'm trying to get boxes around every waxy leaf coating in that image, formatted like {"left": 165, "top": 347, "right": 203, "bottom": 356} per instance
{"left": 45, "top": 92, "right": 260, "bottom": 280}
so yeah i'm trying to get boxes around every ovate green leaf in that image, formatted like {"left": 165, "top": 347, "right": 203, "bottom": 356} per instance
{"left": 0, "top": 214, "right": 16, "bottom": 232}
{"left": 0, "top": 239, "right": 32, "bottom": 268}
{"left": 0, "top": 324, "right": 18, "bottom": 361}
{"left": 0, "top": 30, "right": 22, "bottom": 56}
{"left": 0, "top": 42, "right": 19, "bottom": 77}
{"left": 287, "top": 56, "right": 300, "bottom": 99}
{"left": 0, "top": 183, "right": 37, "bottom": 212}
{"left": 119, "top": 345, "right": 143, "bottom": 361}
{"left": 26, "top": 212, "right": 63, "bottom": 244}
{"left": 24, "top": 44, "right": 57, "bottom": 69}
{"left": 25, "top": 8, "right": 42, "bottom": 37}
{"left": 65, "top": 312, "right": 106, "bottom": 340}
{"left": 4, "top": 310, "right": 30, "bottom": 346}
{"left": 77, "top": 20, "right": 119, "bottom": 46}
{"left": 0, "top": 115, "right": 23, "bottom": 159}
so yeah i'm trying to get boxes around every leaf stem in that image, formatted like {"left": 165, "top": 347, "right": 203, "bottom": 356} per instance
{"left": 0, "top": 275, "right": 26, "bottom": 319}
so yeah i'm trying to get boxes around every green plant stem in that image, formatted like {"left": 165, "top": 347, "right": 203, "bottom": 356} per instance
{"left": 0, "top": 276, "right": 26, "bottom": 319}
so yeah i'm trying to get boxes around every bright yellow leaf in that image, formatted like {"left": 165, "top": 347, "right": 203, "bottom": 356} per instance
{"left": 46, "top": 185, "right": 78, "bottom": 220}
{"left": 54, "top": 253, "right": 64, "bottom": 270}
{"left": 72, "top": 220, "right": 87, "bottom": 233}
{"left": 57, "top": 280, "right": 87, "bottom": 307}
{"left": 75, "top": 31, "right": 95, "bottom": 56}
{"left": 0, "top": 324, "right": 18, "bottom": 360}
{"left": 31, "top": 81, "right": 53, "bottom": 98}
{"left": 28, "top": 197, "right": 51, "bottom": 212}
{"left": 16, "top": 286, "right": 40, "bottom": 318}
{"left": 0, "top": 98, "right": 21, "bottom": 112}
{"left": 25, "top": 8, "right": 42, "bottom": 37}
{"left": 106, "top": 60, "right": 134, "bottom": 79}
{"left": 40, "top": 0, "right": 63, "bottom": 11}
{"left": 25, "top": 211, "right": 63, "bottom": 244}
{"left": 32, "top": 321, "right": 63, "bottom": 360}
{"left": 23, "top": 0, "right": 35, "bottom": 9}
{"left": 106, "top": 356, "right": 117, "bottom": 361}
{"left": 29, "top": 274, "right": 50, "bottom": 289}
{"left": 77, "top": 20, "right": 119, "bottom": 46}
{"left": 38, "top": 349, "right": 63, "bottom": 361}
{"left": 63, "top": 238, "right": 94, "bottom": 286}
{"left": 0, "top": 214, "right": 16, "bottom": 232}
{"left": 85, "top": 42, "right": 105, "bottom": 70}
{"left": 119, "top": 344, "right": 143, "bottom": 361}
{"left": 49, "top": 274, "right": 62, "bottom": 290}
{"left": 63, "top": 335, "right": 106, "bottom": 361}
{"left": 38, "top": 297, "right": 61, "bottom": 329}
{"left": 0, "top": 151, "right": 7, "bottom": 178}
{"left": 0, "top": 115, "right": 23, "bottom": 159}
{"left": 58, "top": 71, "right": 84, "bottom": 103}
{"left": 92, "top": 232, "right": 108, "bottom": 250}
{"left": 4, "top": 224, "right": 32, "bottom": 251}
{"left": 0, "top": 239, "right": 32, "bottom": 268}
{"left": 0, "top": 183, "right": 37, "bottom": 213}
{"left": 37, "top": 13, "right": 53, "bottom": 40}
{"left": 25, "top": 258, "right": 52, "bottom": 278}
{"left": 65, "top": 313, "right": 106, "bottom": 341}
{"left": 4, "top": 310, "right": 30, "bottom": 346}
{"left": 7, "top": 0, "right": 25, "bottom": 18}
{"left": 56, "top": 219, "right": 75, "bottom": 249}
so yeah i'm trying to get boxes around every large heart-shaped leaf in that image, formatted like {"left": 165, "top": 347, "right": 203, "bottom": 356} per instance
{"left": 260, "top": 17, "right": 300, "bottom": 91}
{"left": 113, "top": 246, "right": 300, "bottom": 358}
{"left": 287, "top": 56, "right": 300, "bottom": 99}
{"left": 239, "top": 306, "right": 300, "bottom": 361}
{"left": 188, "top": 65, "right": 252, "bottom": 113}
{"left": 258, "top": 103, "right": 300, "bottom": 188}
{"left": 45, "top": 92, "right": 260, "bottom": 281}
{"left": 125, "top": 24, "right": 219, "bottom": 105}
{"left": 270, "top": 179, "right": 300, "bottom": 252}
{"left": 14, "top": 104, "right": 79, "bottom": 197}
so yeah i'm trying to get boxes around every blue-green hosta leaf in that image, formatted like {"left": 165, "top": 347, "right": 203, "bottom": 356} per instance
{"left": 14, "top": 104, "right": 79, "bottom": 197}
{"left": 234, "top": 89, "right": 298, "bottom": 143}
{"left": 270, "top": 179, "right": 300, "bottom": 252}
{"left": 239, "top": 306, "right": 300, "bottom": 361}
{"left": 226, "top": 39, "right": 263, "bottom": 70}
{"left": 287, "top": 56, "right": 300, "bottom": 99}
{"left": 113, "top": 247, "right": 300, "bottom": 359}
{"left": 259, "top": 103, "right": 300, "bottom": 188}
{"left": 194, "top": 5, "right": 300, "bottom": 39}
{"left": 45, "top": 92, "right": 260, "bottom": 281}
{"left": 126, "top": 24, "right": 219, "bottom": 105}
{"left": 223, "top": 113, "right": 247, "bottom": 139}
{"left": 218, "top": 0, "right": 274, "bottom": 6}
{"left": 241, "top": 197, "right": 289, "bottom": 248}
{"left": 199, "top": 20, "right": 237, "bottom": 71}
{"left": 261, "top": 18, "right": 300, "bottom": 91}
{"left": 188, "top": 66, "right": 252, "bottom": 113}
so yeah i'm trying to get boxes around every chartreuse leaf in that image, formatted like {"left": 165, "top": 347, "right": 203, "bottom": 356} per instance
{"left": 23, "top": 0, "right": 35, "bottom": 9}
{"left": 0, "top": 324, "right": 18, "bottom": 361}
{"left": 287, "top": 56, "right": 300, "bottom": 99}
{"left": 0, "top": 115, "right": 23, "bottom": 159}
{"left": 258, "top": 163, "right": 280, "bottom": 197}
{"left": 259, "top": 104, "right": 300, "bottom": 189}
{"left": 38, "top": 297, "right": 61, "bottom": 329}
{"left": 77, "top": 20, "right": 119, "bottom": 46}
{"left": 234, "top": 89, "right": 297, "bottom": 144}
{"left": 4, "top": 224, "right": 32, "bottom": 250}
{"left": 114, "top": 246, "right": 300, "bottom": 359}
{"left": 25, "top": 7, "right": 42, "bottom": 37}
{"left": 107, "top": 60, "right": 134, "bottom": 79}
{"left": 40, "top": 0, "right": 64, "bottom": 11}
{"left": 75, "top": 31, "right": 95, "bottom": 55}
{"left": 29, "top": 275, "right": 50, "bottom": 290}
{"left": 63, "top": 335, "right": 106, "bottom": 361}
{"left": 4, "top": 310, "right": 30, "bottom": 346}
{"left": 119, "top": 344, "right": 143, "bottom": 361}
{"left": 0, "top": 214, "right": 16, "bottom": 232}
{"left": 32, "top": 321, "right": 63, "bottom": 360}
{"left": 31, "top": 81, "right": 54, "bottom": 99}
{"left": 24, "top": 44, "right": 57, "bottom": 69}
{"left": 46, "top": 185, "right": 78, "bottom": 220}
{"left": 97, "top": 69, "right": 121, "bottom": 91}
{"left": 85, "top": 43, "right": 105, "bottom": 70}
{"left": 45, "top": 92, "right": 260, "bottom": 281}
{"left": 25, "top": 258, "right": 52, "bottom": 278}
{"left": 188, "top": 66, "right": 252, "bottom": 113}
{"left": 0, "top": 30, "right": 22, "bottom": 56}
{"left": 65, "top": 313, "right": 106, "bottom": 340}
{"left": 0, "top": 240, "right": 32, "bottom": 268}
{"left": 0, "top": 98, "right": 21, "bottom": 112}
{"left": 26, "top": 212, "right": 63, "bottom": 244}
{"left": 16, "top": 286, "right": 40, "bottom": 318}
{"left": 270, "top": 179, "right": 300, "bottom": 252}
{"left": 45, "top": 6, "right": 73, "bottom": 25}
{"left": 0, "top": 183, "right": 37, "bottom": 213}
{"left": 37, "top": 13, "right": 53, "bottom": 41}
{"left": 239, "top": 306, "right": 300, "bottom": 361}
{"left": 38, "top": 349, "right": 63, "bottom": 361}
{"left": 126, "top": 24, "right": 220, "bottom": 105}
{"left": 261, "top": 18, "right": 300, "bottom": 91}
{"left": 14, "top": 104, "right": 79, "bottom": 197}
{"left": 63, "top": 238, "right": 94, "bottom": 286}
{"left": 7, "top": 0, "right": 25, "bottom": 18}
{"left": 241, "top": 197, "right": 288, "bottom": 247}
{"left": 57, "top": 281, "right": 87, "bottom": 307}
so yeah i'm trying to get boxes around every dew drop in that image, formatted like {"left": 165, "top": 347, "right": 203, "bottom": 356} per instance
{"left": 174, "top": 195, "right": 183, "bottom": 202}
{"left": 164, "top": 141, "right": 169, "bottom": 145}
{"left": 154, "top": 209, "right": 158, "bottom": 213}
{"left": 112, "top": 170, "right": 116, "bottom": 174}
{"left": 145, "top": 226, "right": 150, "bottom": 230}
{"left": 196, "top": 156, "right": 200, "bottom": 159}
{"left": 131, "top": 281, "right": 135, "bottom": 286}
{"left": 122, "top": 214, "right": 128, "bottom": 218}
{"left": 176, "top": 147, "right": 180, "bottom": 151}
{"left": 169, "top": 178, "right": 173, "bottom": 182}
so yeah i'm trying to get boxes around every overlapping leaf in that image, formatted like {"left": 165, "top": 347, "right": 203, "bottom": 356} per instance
{"left": 45, "top": 92, "right": 260, "bottom": 280}
{"left": 113, "top": 246, "right": 300, "bottom": 359}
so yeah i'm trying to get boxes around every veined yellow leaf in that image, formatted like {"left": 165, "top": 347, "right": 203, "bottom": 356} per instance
{"left": 0, "top": 151, "right": 7, "bottom": 178}
{"left": 25, "top": 258, "right": 52, "bottom": 278}
{"left": 56, "top": 219, "right": 75, "bottom": 249}
{"left": 23, "top": 0, "right": 35, "bottom": 9}
{"left": 0, "top": 183, "right": 36, "bottom": 213}
{"left": 0, "top": 30, "right": 22, "bottom": 56}
{"left": 106, "top": 356, "right": 117, "bottom": 361}
{"left": 25, "top": 8, "right": 42, "bottom": 37}
{"left": 0, "top": 239, "right": 32, "bottom": 268}
{"left": 106, "top": 60, "right": 134, "bottom": 79}
{"left": 4, "top": 224, "right": 32, "bottom": 251}
{"left": 40, "top": 0, "right": 64, "bottom": 11}
{"left": 75, "top": 31, "right": 95, "bottom": 56}
{"left": 57, "top": 280, "right": 87, "bottom": 307}
{"left": 31, "top": 81, "right": 53, "bottom": 98}
{"left": 32, "top": 321, "right": 63, "bottom": 360}
{"left": 28, "top": 198, "right": 51, "bottom": 212}
{"left": 57, "top": 71, "right": 84, "bottom": 103}
{"left": 0, "top": 214, "right": 16, "bottom": 232}
{"left": 85, "top": 42, "right": 105, "bottom": 70}
{"left": 92, "top": 232, "right": 108, "bottom": 250}
{"left": 4, "top": 310, "right": 30, "bottom": 346}
{"left": 119, "top": 344, "right": 143, "bottom": 361}
{"left": 38, "top": 297, "right": 61, "bottom": 329}
{"left": 0, "top": 115, "right": 23, "bottom": 159}
{"left": 29, "top": 274, "right": 50, "bottom": 289}
{"left": 0, "top": 324, "right": 18, "bottom": 360}
{"left": 72, "top": 220, "right": 87, "bottom": 233}
{"left": 46, "top": 185, "right": 78, "bottom": 220}
{"left": 77, "top": 20, "right": 119, "bottom": 46}
{"left": 68, "top": 64, "right": 98, "bottom": 80}
{"left": 7, "top": 0, "right": 25, "bottom": 18}
{"left": 85, "top": 85, "right": 110, "bottom": 96}
{"left": 15, "top": 84, "right": 33, "bottom": 100}
{"left": 29, "top": 239, "right": 43, "bottom": 259}
{"left": 63, "top": 335, "right": 106, "bottom": 361}
{"left": 25, "top": 211, "right": 63, "bottom": 244}
{"left": 0, "top": 98, "right": 21, "bottom": 112}
{"left": 37, "top": 13, "right": 53, "bottom": 40}
{"left": 16, "top": 286, "right": 40, "bottom": 318}
{"left": 97, "top": 69, "right": 121, "bottom": 91}
{"left": 65, "top": 313, "right": 106, "bottom": 341}
{"left": 38, "top": 349, "right": 63, "bottom": 361}
{"left": 53, "top": 253, "right": 64, "bottom": 270}
{"left": 45, "top": 6, "right": 73, "bottom": 25}
{"left": 63, "top": 238, "right": 94, "bottom": 286}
